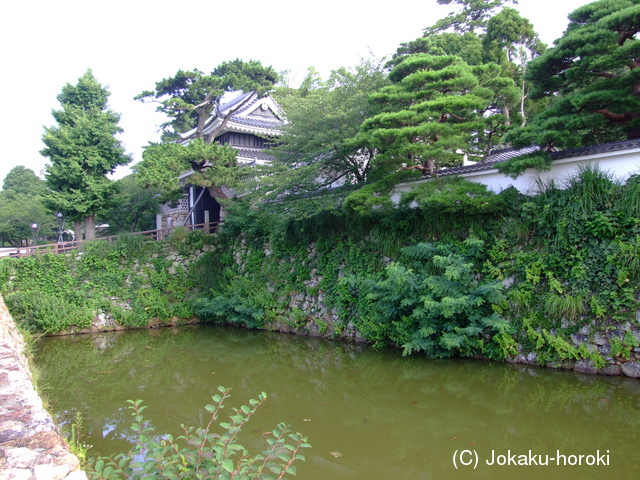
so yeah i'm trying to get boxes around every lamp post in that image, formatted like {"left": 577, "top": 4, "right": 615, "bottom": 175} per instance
{"left": 55, "top": 212, "right": 65, "bottom": 243}
{"left": 30, "top": 223, "right": 40, "bottom": 246}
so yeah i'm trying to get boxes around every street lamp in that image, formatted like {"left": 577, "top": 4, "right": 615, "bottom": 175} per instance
{"left": 55, "top": 212, "right": 64, "bottom": 243}
{"left": 30, "top": 223, "right": 40, "bottom": 246}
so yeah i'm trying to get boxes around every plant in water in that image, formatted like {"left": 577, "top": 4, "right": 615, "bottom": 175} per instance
{"left": 88, "top": 386, "right": 310, "bottom": 480}
{"left": 69, "top": 411, "right": 89, "bottom": 464}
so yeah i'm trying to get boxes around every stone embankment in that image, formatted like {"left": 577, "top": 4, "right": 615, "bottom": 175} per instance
{"left": 241, "top": 241, "right": 640, "bottom": 378}
{"left": 0, "top": 296, "right": 86, "bottom": 480}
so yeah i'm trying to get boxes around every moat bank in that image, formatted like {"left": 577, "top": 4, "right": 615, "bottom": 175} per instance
{"left": 3, "top": 231, "right": 640, "bottom": 379}
{"left": 3, "top": 168, "right": 640, "bottom": 378}
{"left": 0, "top": 296, "right": 85, "bottom": 480}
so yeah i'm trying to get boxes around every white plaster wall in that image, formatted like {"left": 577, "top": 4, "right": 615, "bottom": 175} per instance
{"left": 391, "top": 147, "right": 640, "bottom": 202}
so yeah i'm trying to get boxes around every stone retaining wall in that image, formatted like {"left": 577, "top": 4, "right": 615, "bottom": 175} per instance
{"left": 0, "top": 296, "right": 86, "bottom": 480}
{"left": 236, "top": 241, "right": 640, "bottom": 379}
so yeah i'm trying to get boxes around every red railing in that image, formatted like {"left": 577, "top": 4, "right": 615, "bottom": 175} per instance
{"left": 0, "top": 221, "right": 222, "bottom": 258}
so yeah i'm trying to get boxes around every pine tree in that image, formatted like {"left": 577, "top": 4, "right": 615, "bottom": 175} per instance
{"left": 356, "top": 54, "right": 495, "bottom": 178}
{"left": 518, "top": 0, "right": 640, "bottom": 147}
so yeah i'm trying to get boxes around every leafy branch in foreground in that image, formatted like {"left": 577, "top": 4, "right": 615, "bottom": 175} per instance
{"left": 88, "top": 386, "right": 310, "bottom": 480}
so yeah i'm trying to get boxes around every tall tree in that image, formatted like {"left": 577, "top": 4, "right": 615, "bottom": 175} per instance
{"left": 41, "top": 70, "right": 130, "bottom": 240}
{"left": 251, "top": 58, "right": 389, "bottom": 204}
{"left": 483, "top": 7, "right": 545, "bottom": 127}
{"left": 393, "top": 32, "right": 485, "bottom": 67}
{"left": 2, "top": 166, "right": 46, "bottom": 198}
{"left": 425, "top": 0, "right": 517, "bottom": 35}
{"left": 517, "top": 0, "right": 640, "bottom": 147}
{"left": 356, "top": 54, "right": 513, "bottom": 180}
{"left": 98, "top": 174, "right": 162, "bottom": 235}
{"left": 135, "top": 59, "right": 277, "bottom": 200}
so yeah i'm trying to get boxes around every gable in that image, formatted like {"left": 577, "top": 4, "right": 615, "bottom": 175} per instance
{"left": 248, "top": 102, "right": 278, "bottom": 119}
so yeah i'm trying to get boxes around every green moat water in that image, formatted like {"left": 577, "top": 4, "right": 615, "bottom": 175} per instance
{"left": 34, "top": 324, "right": 640, "bottom": 479}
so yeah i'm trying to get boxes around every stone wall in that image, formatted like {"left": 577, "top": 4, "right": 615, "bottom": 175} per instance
{"left": 0, "top": 296, "right": 86, "bottom": 480}
{"left": 231, "top": 241, "right": 640, "bottom": 379}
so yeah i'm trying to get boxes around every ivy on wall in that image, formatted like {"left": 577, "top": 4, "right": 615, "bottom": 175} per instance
{"left": 2, "top": 169, "right": 639, "bottom": 367}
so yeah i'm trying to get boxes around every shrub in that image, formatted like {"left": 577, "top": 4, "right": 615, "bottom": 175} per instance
{"left": 6, "top": 290, "right": 94, "bottom": 333}
{"left": 87, "top": 387, "right": 310, "bottom": 480}
{"left": 342, "top": 239, "right": 513, "bottom": 359}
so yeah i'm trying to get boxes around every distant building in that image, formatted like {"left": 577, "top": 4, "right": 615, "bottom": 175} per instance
{"left": 157, "top": 92, "right": 284, "bottom": 233}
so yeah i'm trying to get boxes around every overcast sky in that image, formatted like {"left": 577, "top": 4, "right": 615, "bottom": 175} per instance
{"left": 0, "top": 0, "right": 591, "bottom": 185}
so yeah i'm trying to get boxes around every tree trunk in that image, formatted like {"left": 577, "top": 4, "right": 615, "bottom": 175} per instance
{"left": 520, "top": 78, "right": 527, "bottom": 127}
{"left": 207, "top": 185, "right": 230, "bottom": 200}
{"left": 74, "top": 220, "right": 83, "bottom": 242}
{"left": 504, "top": 104, "right": 511, "bottom": 127}
{"left": 84, "top": 215, "right": 96, "bottom": 240}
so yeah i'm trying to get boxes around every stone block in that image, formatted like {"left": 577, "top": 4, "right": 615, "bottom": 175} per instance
{"left": 570, "top": 333, "right": 587, "bottom": 346}
{"left": 594, "top": 331, "right": 608, "bottom": 346}
{"left": 598, "top": 365, "right": 621, "bottom": 376}
{"left": 574, "top": 359, "right": 598, "bottom": 374}
{"left": 620, "top": 361, "right": 640, "bottom": 378}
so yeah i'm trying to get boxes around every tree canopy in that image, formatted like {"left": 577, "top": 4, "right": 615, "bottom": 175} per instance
{"left": 135, "top": 59, "right": 278, "bottom": 142}
{"left": 135, "top": 59, "right": 278, "bottom": 202}
{"left": 41, "top": 69, "right": 130, "bottom": 240}
{"left": 2, "top": 166, "right": 46, "bottom": 198}
{"left": 0, "top": 167, "right": 51, "bottom": 247}
{"left": 136, "top": 139, "right": 238, "bottom": 200}
{"left": 98, "top": 174, "right": 163, "bottom": 235}
{"left": 355, "top": 53, "right": 515, "bottom": 180}
{"left": 244, "top": 59, "right": 389, "bottom": 206}
{"left": 513, "top": 0, "right": 640, "bottom": 147}
{"left": 425, "top": 0, "right": 518, "bottom": 35}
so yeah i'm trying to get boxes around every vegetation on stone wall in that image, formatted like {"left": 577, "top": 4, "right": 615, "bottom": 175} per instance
{"left": 2, "top": 167, "right": 639, "bottom": 370}
{"left": 0, "top": 230, "right": 216, "bottom": 333}
{"left": 192, "top": 167, "right": 640, "bottom": 368}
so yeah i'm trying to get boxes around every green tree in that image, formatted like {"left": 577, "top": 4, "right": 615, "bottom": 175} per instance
{"left": 136, "top": 59, "right": 277, "bottom": 142}
{"left": 135, "top": 59, "right": 278, "bottom": 201}
{"left": 2, "top": 166, "right": 46, "bottom": 198}
{"left": 483, "top": 7, "right": 545, "bottom": 127}
{"left": 41, "top": 70, "right": 131, "bottom": 240}
{"left": 247, "top": 58, "right": 388, "bottom": 211}
{"left": 517, "top": 0, "right": 640, "bottom": 147}
{"left": 425, "top": 0, "right": 517, "bottom": 35}
{"left": 0, "top": 195, "right": 52, "bottom": 247}
{"left": 356, "top": 54, "right": 502, "bottom": 178}
{"left": 136, "top": 139, "right": 238, "bottom": 201}
{"left": 393, "top": 32, "right": 486, "bottom": 67}
{"left": 98, "top": 174, "right": 163, "bottom": 235}
{"left": 395, "top": 6, "right": 541, "bottom": 130}
{"left": 0, "top": 167, "right": 51, "bottom": 247}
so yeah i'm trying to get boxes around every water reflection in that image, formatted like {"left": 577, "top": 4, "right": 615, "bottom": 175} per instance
{"left": 35, "top": 325, "right": 640, "bottom": 479}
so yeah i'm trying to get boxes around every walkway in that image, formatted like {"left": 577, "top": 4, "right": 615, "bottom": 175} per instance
{"left": 0, "top": 221, "right": 220, "bottom": 258}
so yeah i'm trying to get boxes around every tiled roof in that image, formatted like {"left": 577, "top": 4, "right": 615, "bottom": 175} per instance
{"left": 435, "top": 139, "right": 640, "bottom": 178}
{"left": 219, "top": 91, "right": 253, "bottom": 114}
{"left": 236, "top": 148, "right": 275, "bottom": 162}
{"left": 485, "top": 145, "right": 541, "bottom": 163}
{"left": 550, "top": 138, "right": 640, "bottom": 160}
{"left": 180, "top": 92, "right": 284, "bottom": 140}
{"left": 436, "top": 145, "right": 540, "bottom": 177}
{"left": 231, "top": 116, "right": 283, "bottom": 129}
